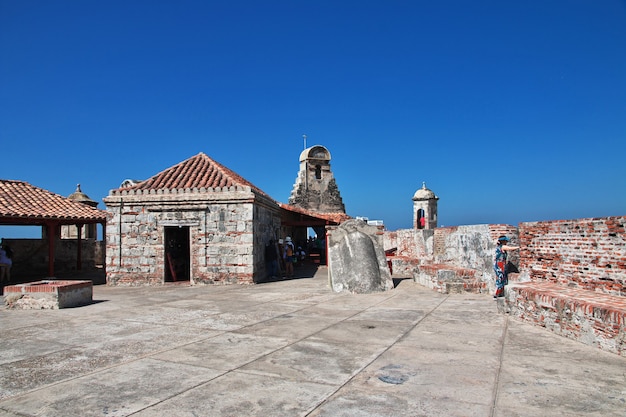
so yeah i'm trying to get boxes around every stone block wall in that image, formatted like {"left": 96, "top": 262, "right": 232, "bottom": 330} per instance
{"left": 518, "top": 216, "right": 626, "bottom": 295}
{"left": 104, "top": 187, "right": 281, "bottom": 285}
{"left": 192, "top": 202, "right": 256, "bottom": 285}
{"left": 3, "top": 238, "right": 104, "bottom": 278}
{"left": 106, "top": 203, "right": 158, "bottom": 285}
{"left": 504, "top": 216, "right": 626, "bottom": 355}
{"left": 106, "top": 201, "right": 254, "bottom": 285}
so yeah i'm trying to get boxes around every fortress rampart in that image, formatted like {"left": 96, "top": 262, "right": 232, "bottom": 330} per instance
{"left": 384, "top": 215, "right": 625, "bottom": 355}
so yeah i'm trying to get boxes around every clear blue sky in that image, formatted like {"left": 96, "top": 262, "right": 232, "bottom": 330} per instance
{"left": 1, "top": 0, "right": 625, "bottom": 238}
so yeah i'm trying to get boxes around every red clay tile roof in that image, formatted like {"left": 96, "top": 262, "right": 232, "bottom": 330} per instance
{"left": 115, "top": 152, "right": 271, "bottom": 198}
{"left": 0, "top": 180, "right": 107, "bottom": 225}
{"left": 280, "top": 203, "right": 351, "bottom": 225}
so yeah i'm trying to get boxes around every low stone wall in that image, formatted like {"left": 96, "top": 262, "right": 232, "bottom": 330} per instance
{"left": 387, "top": 256, "right": 420, "bottom": 278}
{"left": 2, "top": 238, "right": 104, "bottom": 279}
{"left": 501, "top": 216, "right": 626, "bottom": 356}
{"left": 501, "top": 281, "right": 625, "bottom": 356}
{"left": 383, "top": 229, "right": 433, "bottom": 261}
{"left": 414, "top": 264, "right": 485, "bottom": 294}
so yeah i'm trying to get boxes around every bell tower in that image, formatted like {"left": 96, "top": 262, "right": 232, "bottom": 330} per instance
{"left": 288, "top": 145, "right": 345, "bottom": 213}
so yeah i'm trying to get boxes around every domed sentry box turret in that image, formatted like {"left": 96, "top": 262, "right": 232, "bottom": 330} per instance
{"left": 413, "top": 182, "right": 439, "bottom": 230}
{"left": 61, "top": 184, "right": 99, "bottom": 239}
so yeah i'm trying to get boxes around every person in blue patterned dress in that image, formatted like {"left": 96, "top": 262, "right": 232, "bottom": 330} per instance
{"left": 493, "top": 236, "right": 519, "bottom": 298}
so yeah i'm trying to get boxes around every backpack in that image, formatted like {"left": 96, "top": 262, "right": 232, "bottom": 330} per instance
{"left": 286, "top": 244, "right": 293, "bottom": 257}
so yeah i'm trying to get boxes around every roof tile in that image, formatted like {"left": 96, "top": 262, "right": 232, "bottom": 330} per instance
{"left": 115, "top": 152, "right": 270, "bottom": 197}
{"left": 280, "top": 203, "right": 351, "bottom": 224}
{"left": 0, "top": 180, "right": 107, "bottom": 224}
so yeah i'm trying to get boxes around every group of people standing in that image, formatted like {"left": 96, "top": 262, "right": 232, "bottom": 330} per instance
{"left": 264, "top": 236, "right": 308, "bottom": 280}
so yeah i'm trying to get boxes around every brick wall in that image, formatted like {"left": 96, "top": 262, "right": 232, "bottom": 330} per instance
{"left": 488, "top": 224, "right": 519, "bottom": 244}
{"left": 519, "top": 216, "right": 626, "bottom": 295}
{"left": 382, "top": 228, "right": 433, "bottom": 260}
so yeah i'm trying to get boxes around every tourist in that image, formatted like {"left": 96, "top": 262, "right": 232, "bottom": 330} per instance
{"left": 283, "top": 236, "right": 295, "bottom": 278}
{"left": 493, "top": 236, "right": 519, "bottom": 298}
{"left": 296, "top": 246, "right": 306, "bottom": 262}
{"left": 0, "top": 243, "right": 13, "bottom": 283}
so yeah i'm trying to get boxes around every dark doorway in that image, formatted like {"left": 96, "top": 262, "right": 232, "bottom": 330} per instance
{"left": 164, "top": 226, "right": 190, "bottom": 282}
{"left": 417, "top": 208, "right": 425, "bottom": 229}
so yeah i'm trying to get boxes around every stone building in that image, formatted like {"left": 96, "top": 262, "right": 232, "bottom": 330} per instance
{"left": 103, "top": 151, "right": 349, "bottom": 286}
{"left": 413, "top": 182, "right": 439, "bottom": 230}
{"left": 288, "top": 145, "right": 345, "bottom": 214}
{"left": 103, "top": 152, "right": 282, "bottom": 285}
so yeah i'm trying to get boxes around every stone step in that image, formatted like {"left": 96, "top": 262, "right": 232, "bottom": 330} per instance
{"left": 502, "top": 281, "right": 626, "bottom": 356}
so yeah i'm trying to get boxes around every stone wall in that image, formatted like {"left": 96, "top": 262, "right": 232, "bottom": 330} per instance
{"left": 384, "top": 224, "right": 518, "bottom": 293}
{"left": 2, "top": 238, "right": 104, "bottom": 278}
{"left": 106, "top": 202, "right": 165, "bottom": 285}
{"left": 518, "top": 216, "right": 626, "bottom": 295}
{"left": 190, "top": 202, "right": 255, "bottom": 285}
{"left": 433, "top": 225, "right": 519, "bottom": 271}
{"left": 385, "top": 216, "right": 624, "bottom": 296}
{"left": 383, "top": 228, "right": 433, "bottom": 261}
{"left": 105, "top": 201, "right": 252, "bottom": 285}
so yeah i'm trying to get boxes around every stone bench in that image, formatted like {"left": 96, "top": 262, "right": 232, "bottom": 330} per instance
{"left": 501, "top": 281, "right": 626, "bottom": 356}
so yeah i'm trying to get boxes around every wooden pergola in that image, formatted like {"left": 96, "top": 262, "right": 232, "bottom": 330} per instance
{"left": 0, "top": 180, "right": 107, "bottom": 277}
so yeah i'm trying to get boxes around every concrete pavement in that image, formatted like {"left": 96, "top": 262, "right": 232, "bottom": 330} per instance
{"left": 1, "top": 264, "right": 625, "bottom": 416}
